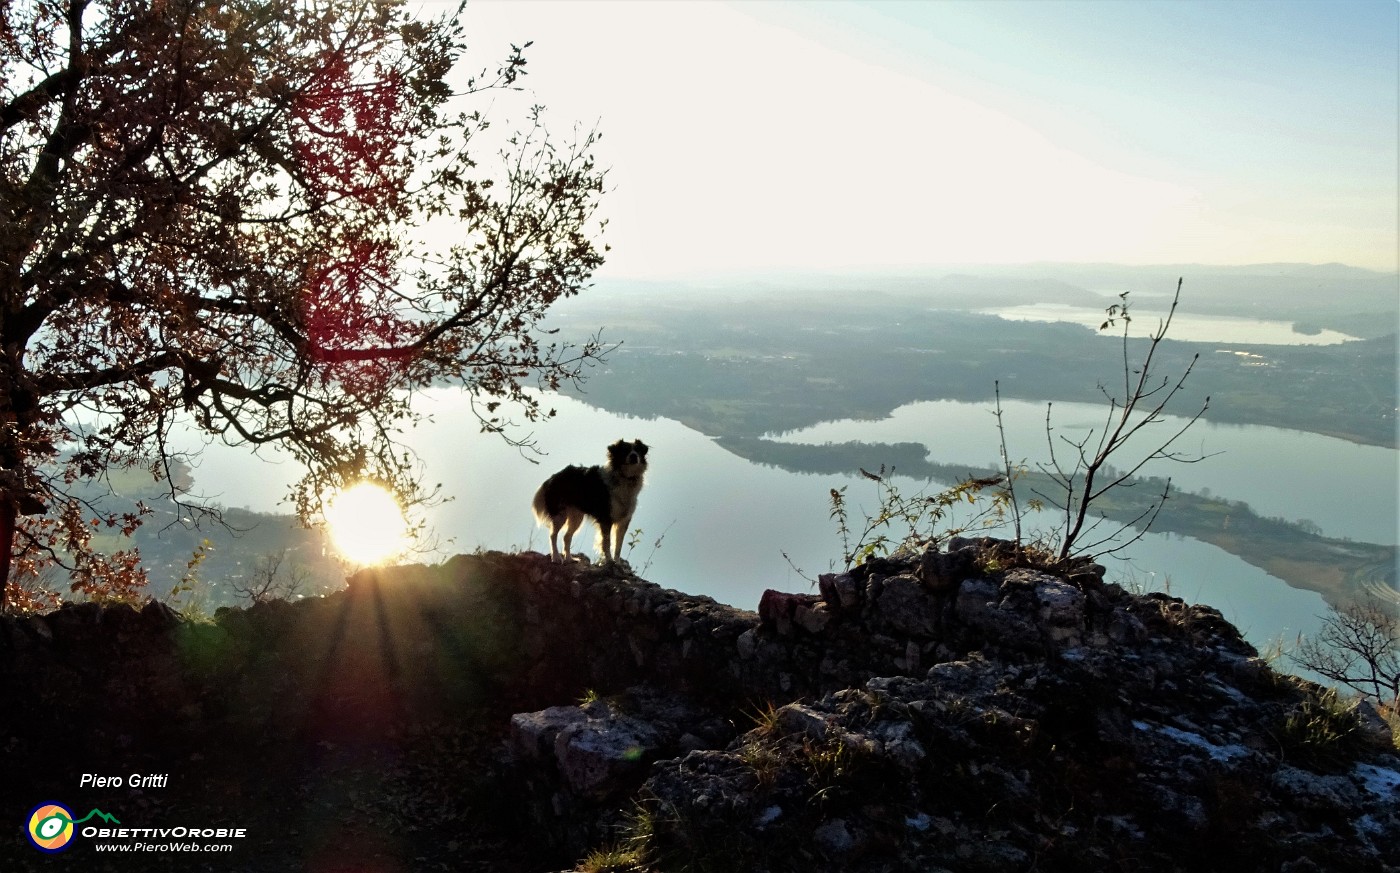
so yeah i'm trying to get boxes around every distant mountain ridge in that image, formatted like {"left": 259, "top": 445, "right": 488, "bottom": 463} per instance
{"left": 577, "top": 262, "right": 1398, "bottom": 340}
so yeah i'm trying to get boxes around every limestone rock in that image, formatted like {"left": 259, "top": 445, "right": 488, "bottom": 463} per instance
{"left": 511, "top": 705, "right": 587, "bottom": 759}
{"left": 509, "top": 686, "right": 733, "bottom": 808}
{"left": 871, "top": 573, "right": 941, "bottom": 637}
{"left": 955, "top": 577, "right": 1038, "bottom": 648}
{"left": 793, "top": 601, "right": 832, "bottom": 634}
{"left": 818, "top": 571, "right": 862, "bottom": 610}
{"left": 917, "top": 544, "right": 977, "bottom": 594}
{"left": 1355, "top": 699, "right": 1398, "bottom": 752}
{"left": 759, "top": 589, "right": 823, "bottom": 636}
{"left": 554, "top": 712, "right": 661, "bottom": 799}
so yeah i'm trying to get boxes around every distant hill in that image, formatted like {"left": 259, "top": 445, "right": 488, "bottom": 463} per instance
{"left": 580, "top": 263, "right": 1399, "bottom": 338}
{"left": 36, "top": 460, "right": 345, "bottom": 610}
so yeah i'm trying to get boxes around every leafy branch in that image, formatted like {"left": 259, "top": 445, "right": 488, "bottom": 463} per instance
{"left": 829, "top": 466, "right": 1009, "bottom": 570}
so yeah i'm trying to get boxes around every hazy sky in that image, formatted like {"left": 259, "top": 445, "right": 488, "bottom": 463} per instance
{"left": 453, "top": 0, "right": 1399, "bottom": 278}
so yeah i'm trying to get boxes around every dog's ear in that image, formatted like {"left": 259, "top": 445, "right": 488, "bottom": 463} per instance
{"left": 608, "top": 439, "right": 627, "bottom": 453}
{"left": 633, "top": 440, "right": 649, "bottom": 455}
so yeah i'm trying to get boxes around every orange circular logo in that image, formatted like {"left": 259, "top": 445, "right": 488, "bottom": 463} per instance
{"left": 26, "top": 802, "right": 75, "bottom": 853}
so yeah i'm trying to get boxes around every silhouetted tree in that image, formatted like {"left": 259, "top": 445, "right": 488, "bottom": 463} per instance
{"left": 229, "top": 550, "right": 309, "bottom": 605}
{"left": 1292, "top": 593, "right": 1400, "bottom": 706}
{"left": 1020, "top": 280, "right": 1211, "bottom": 559}
{"left": 0, "top": 0, "right": 608, "bottom": 607}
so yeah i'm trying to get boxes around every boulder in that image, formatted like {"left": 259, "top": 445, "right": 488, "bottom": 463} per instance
{"left": 759, "top": 589, "right": 822, "bottom": 636}
{"left": 553, "top": 712, "right": 662, "bottom": 799}
{"left": 870, "top": 573, "right": 941, "bottom": 638}
{"left": 917, "top": 544, "right": 977, "bottom": 594}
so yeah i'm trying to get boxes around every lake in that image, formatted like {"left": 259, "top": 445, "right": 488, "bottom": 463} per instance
{"left": 981, "top": 303, "right": 1360, "bottom": 345}
{"left": 184, "top": 387, "right": 1398, "bottom": 658}
{"left": 768, "top": 398, "right": 1398, "bottom": 546}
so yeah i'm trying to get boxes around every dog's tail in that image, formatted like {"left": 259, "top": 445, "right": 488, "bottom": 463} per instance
{"left": 531, "top": 478, "right": 552, "bottom": 525}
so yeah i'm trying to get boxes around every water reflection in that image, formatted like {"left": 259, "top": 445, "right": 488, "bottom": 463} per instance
{"left": 980, "top": 303, "right": 1359, "bottom": 346}
{"left": 770, "top": 399, "right": 1398, "bottom": 545}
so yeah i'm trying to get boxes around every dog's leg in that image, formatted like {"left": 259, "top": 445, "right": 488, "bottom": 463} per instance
{"left": 591, "top": 521, "right": 608, "bottom": 565}
{"left": 562, "top": 510, "right": 584, "bottom": 562}
{"left": 547, "top": 515, "right": 563, "bottom": 563}
{"left": 604, "top": 520, "right": 621, "bottom": 562}
{"left": 613, "top": 516, "right": 633, "bottom": 570}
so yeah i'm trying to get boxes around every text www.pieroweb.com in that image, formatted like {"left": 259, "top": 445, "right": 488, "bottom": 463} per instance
{"left": 86, "top": 826, "right": 243, "bottom": 853}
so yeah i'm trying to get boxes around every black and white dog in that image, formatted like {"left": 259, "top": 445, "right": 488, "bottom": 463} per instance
{"left": 532, "top": 439, "right": 649, "bottom": 565}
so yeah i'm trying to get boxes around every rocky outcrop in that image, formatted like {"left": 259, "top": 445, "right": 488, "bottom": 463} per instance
{"left": 637, "top": 653, "right": 1400, "bottom": 872}
{"left": 1, "top": 539, "right": 1396, "bottom": 872}
{"left": 498, "top": 538, "right": 1400, "bottom": 871}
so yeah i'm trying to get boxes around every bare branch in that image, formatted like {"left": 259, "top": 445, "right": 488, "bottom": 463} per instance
{"left": 1291, "top": 593, "right": 1400, "bottom": 705}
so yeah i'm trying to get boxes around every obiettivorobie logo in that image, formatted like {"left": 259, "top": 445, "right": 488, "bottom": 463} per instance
{"left": 25, "top": 803, "right": 120, "bottom": 853}
{"left": 24, "top": 800, "right": 248, "bottom": 854}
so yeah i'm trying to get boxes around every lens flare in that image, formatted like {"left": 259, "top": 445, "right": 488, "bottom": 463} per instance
{"left": 324, "top": 482, "right": 410, "bottom": 566}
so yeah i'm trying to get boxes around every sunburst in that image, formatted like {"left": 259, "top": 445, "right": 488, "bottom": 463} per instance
{"left": 324, "top": 482, "right": 410, "bottom": 566}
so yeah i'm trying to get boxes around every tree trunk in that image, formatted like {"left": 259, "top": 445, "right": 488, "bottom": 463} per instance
{"left": 0, "top": 495, "right": 15, "bottom": 611}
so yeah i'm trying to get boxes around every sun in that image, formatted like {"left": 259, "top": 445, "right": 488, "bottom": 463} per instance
{"left": 324, "top": 482, "right": 410, "bottom": 566}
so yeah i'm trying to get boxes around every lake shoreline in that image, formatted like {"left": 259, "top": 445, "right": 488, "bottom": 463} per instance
{"left": 719, "top": 436, "right": 1398, "bottom": 610}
